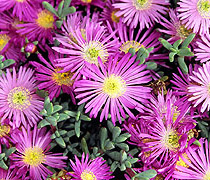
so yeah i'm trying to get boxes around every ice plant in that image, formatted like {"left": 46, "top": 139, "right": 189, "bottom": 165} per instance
{"left": 159, "top": 9, "right": 194, "bottom": 44}
{"left": 114, "top": 20, "right": 165, "bottom": 61}
{"left": 74, "top": 53, "right": 152, "bottom": 125}
{"left": 100, "top": 0, "right": 121, "bottom": 26}
{"left": 124, "top": 91, "right": 196, "bottom": 167}
{"left": 69, "top": 153, "right": 113, "bottom": 180}
{"left": 0, "top": 67, "right": 43, "bottom": 128}
{"left": 0, "top": 33, "right": 21, "bottom": 61}
{"left": 0, "top": 0, "right": 38, "bottom": 21}
{"left": 17, "top": 9, "right": 55, "bottom": 45}
{"left": 10, "top": 125, "right": 67, "bottom": 180}
{"left": 178, "top": 0, "right": 210, "bottom": 35}
{"left": 187, "top": 61, "right": 210, "bottom": 113}
{"left": 173, "top": 139, "right": 210, "bottom": 179}
{"left": 113, "top": 0, "right": 169, "bottom": 29}
{"left": 195, "top": 34, "right": 210, "bottom": 63}
{"left": 30, "top": 48, "right": 76, "bottom": 103}
{"left": 53, "top": 17, "right": 119, "bottom": 77}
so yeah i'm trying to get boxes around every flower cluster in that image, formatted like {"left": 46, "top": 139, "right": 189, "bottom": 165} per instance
{"left": 0, "top": 0, "right": 210, "bottom": 180}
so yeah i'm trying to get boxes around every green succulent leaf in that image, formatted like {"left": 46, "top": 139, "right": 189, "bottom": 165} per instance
{"left": 42, "top": 1, "right": 58, "bottom": 16}
{"left": 132, "top": 169, "right": 157, "bottom": 180}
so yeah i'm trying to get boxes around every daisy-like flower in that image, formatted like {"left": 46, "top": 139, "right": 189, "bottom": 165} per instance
{"left": 173, "top": 138, "right": 210, "bottom": 180}
{"left": 0, "top": 12, "right": 26, "bottom": 47}
{"left": 124, "top": 92, "right": 196, "bottom": 166}
{"left": 178, "top": 0, "right": 210, "bottom": 35}
{"left": 0, "top": 67, "right": 43, "bottom": 128}
{"left": 69, "top": 153, "right": 113, "bottom": 180}
{"left": 159, "top": 9, "right": 194, "bottom": 43}
{"left": 53, "top": 17, "right": 119, "bottom": 77}
{"left": 74, "top": 53, "right": 152, "bottom": 125}
{"left": 100, "top": 0, "right": 121, "bottom": 26}
{"left": 0, "top": 32, "right": 22, "bottom": 62}
{"left": 188, "top": 61, "right": 210, "bottom": 113}
{"left": 113, "top": 0, "right": 169, "bottom": 29}
{"left": 30, "top": 48, "right": 76, "bottom": 103}
{"left": 114, "top": 20, "right": 166, "bottom": 61}
{"left": 195, "top": 34, "right": 210, "bottom": 63}
{"left": 0, "top": 0, "right": 38, "bottom": 21}
{"left": 10, "top": 125, "right": 67, "bottom": 180}
{"left": 16, "top": 9, "right": 56, "bottom": 45}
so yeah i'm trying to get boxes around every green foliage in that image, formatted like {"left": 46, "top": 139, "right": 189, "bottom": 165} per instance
{"left": 0, "top": 146, "right": 16, "bottom": 170}
{"left": 129, "top": 47, "right": 156, "bottom": 69}
{"left": 131, "top": 169, "right": 157, "bottom": 180}
{"left": 85, "top": 120, "right": 139, "bottom": 173}
{"left": 0, "top": 55, "right": 15, "bottom": 76}
{"left": 159, "top": 33, "right": 196, "bottom": 74}
{"left": 42, "top": 0, "right": 76, "bottom": 29}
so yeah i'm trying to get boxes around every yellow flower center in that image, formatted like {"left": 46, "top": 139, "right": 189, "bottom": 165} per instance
{"left": 111, "top": 10, "right": 120, "bottom": 23}
{"left": 0, "top": 124, "right": 10, "bottom": 137}
{"left": 103, "top": 74, "right": 126, "bottom": 98}
{"left": 120, "top": 41, "right": 144, "bottom": 54}
{"left": 16, "top": 0, "right": 25, "bottom": 2}
{"left": 176, "top": 24, "right": 193, "bottom": 39}
{"left": 23, "top": 147, "right": 45, "bottom": 167}
{"left": 81, "top": 170, "right": 96, "bottom": 180}
{"left": 7, "top": 87, "right": 31, "bottom": 110}
{"left": 0, "top": 34, "right": 10, "bottom": 51}
{"left": 52, "top": 68, "right": 74, "bottom": 86}
{"left": 133, "top": 0, "right": 152, "bottom": 10}
{"left": 36, "top": 10, "right": 54, "bottom": 29}
{"left": 162, "top": 129, "right": 180, "bottom": 151}
{"left": 81, "top": 0, "right": 92, "bottom": 3}
{"left": 82, "top": 41, "right": 108, "bottom": 65}
{"left": 176, "top": 153, "right": 190, "bottom": 168}
{"left": 204, "top": 170, "right": 210, "bottom": 180}
{"left": 197, "top": 0, "right": 210, "bottom": 19}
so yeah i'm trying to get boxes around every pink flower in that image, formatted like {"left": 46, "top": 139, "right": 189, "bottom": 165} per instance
{"left": 74, "top": 53, "right": 152, "bottom": 125}
{"left": 0, "top": 67, "right": 43, "bottom": 128}
{"left": 113, "top": 0, "right": 169, "bottom": 29}
{"left": 178, "top": 0, "right": 210, "bottom": 35}
{"left": 10, "top": 125, "right": 67, "bottom": 180}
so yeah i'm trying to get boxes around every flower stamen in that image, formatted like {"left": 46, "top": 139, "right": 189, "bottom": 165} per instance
{"left": 23, "top": 147, "right": 45, "bottom": 167}
{"left": 36, "top": 10, "right": 54, "bottom": 29}
{"left": 103, "top": 74, "right": 126, "bottom": 98}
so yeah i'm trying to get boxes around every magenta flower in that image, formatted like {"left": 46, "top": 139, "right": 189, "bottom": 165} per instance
{"left": 188, "top": 61, "right": 210, "bottom": 113}
{"left": 113, "top": 0, "right": 169, "bottom": 29}
{"left": 69, "top": 153, "right": 113, "bottom": 180}
{"left": 178, "top": 0, "right": 210, "bottom": 35}
{"left": 173, "top": 138, "right": 210, "bottom": 180}
{"left": 0, "top": 67, "right": 43, "bottom": 128}
{"left": 53, "top": 17, "right": 119, "bottom": 77}
{"left": 100, "top": 0, "right": 121, "bottom": 26}
{"left": 195, "top": 34, "right": 210, "bottom": 63}
{"left": 114, "top": 20, "right": 167, "bottom": 62}
{"left": 159, "top": 9, "right": 195, "bottom": 43}
{"left": 30, "top": 49, "right": 76, "bottom": 103}
{"left": 124, "top": 91, "right": 196, "bottom": 166}
{"left": 10, "top": 125, "right": 67, "bottom": 180}
{"left": 74, "top": 53, "right": 152, "bottom": 125}
{"left": 16, "top": 9, "right": 56, "bottom": 45}
{"left": 0, "top": 0, "right": 38, "bottom": 21}
{"left": 0, "top": 32, "right": 23, "bottom": 62}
